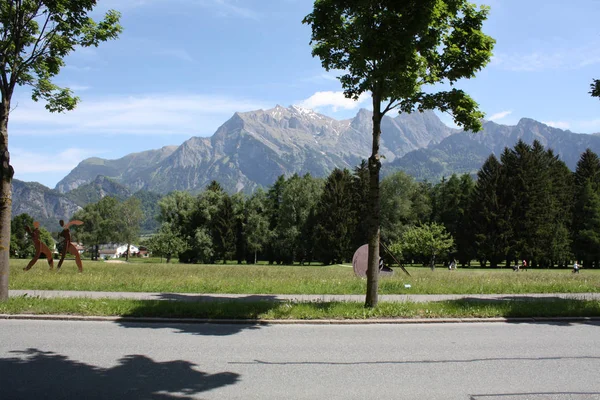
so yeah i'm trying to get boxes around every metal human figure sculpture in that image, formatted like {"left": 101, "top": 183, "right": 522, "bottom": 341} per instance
{"left": 57, "top": 219, "right": 84, "bottom": 272}
{"left": 23, "top": 221, "right": 54, "bottom": 271}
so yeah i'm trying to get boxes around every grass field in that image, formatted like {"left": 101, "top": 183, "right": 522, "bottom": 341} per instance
{"left": 8, "top": 258, "right": 600, "bottom": 295}
{"left": 2, "top": 297, "right": 599, "bottom": 320}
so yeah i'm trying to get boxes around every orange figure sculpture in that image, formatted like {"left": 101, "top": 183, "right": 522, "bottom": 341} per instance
{"left": 23, "top": 221, "right": 54, "bottom": 271}
{"left": 57, "top": 219, "right": 84, "bottom": 272}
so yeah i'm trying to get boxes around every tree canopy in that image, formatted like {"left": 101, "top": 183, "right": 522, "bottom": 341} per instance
{"left": 303, "top": 0, "right": 494, "bottom": 307}
{"left": 0, "top": 1, "right": 122, "bottom": 300}
{"left": 591, "top": 79, "right": 600, "bottom": 99}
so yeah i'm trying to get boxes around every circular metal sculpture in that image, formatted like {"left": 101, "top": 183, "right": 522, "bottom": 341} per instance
{"left": 352, "top": 244, "right": 369, "bottom": 278}
{"left": 353, "top": 243, "right": 405, "bottom": 278}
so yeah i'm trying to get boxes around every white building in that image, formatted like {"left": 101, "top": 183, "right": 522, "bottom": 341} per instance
{"left": 98, "top": 243, "right": 140, "bottom": 259}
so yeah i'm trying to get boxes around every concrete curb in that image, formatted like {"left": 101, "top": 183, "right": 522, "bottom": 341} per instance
{"left": 1, "top": 314, "right": 599, "bottom": 325}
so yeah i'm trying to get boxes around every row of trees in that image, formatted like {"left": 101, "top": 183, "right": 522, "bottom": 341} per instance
{"left": 148, "top": 167, "right": 370, "bottom": 265}
{"left": 429, "top": 141, "right": 600, "bottom": 269}
{"left": 143, "top": 142, "right": 600, "bottom": 270}
{"left": 14, "top": 139, "right": 596, "bottom": 270}
{"left": 72, "top": 197, "right": 142, "bottom": 261}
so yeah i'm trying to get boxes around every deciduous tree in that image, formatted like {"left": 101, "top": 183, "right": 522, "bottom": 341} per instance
{"left": 148, "top": 223, "right": 188, "bottom": 264}
{"left": 304, "top": 0, "right": 494, "bottom": 306}
{"left": 243, "top": 189, "right": 269, "bottom": 264}
{"left": 396, "top": 223, "right": 454, "bottom": 270}
{"left": 380, "top": 170, "right": 430, "bottom": 247}
{"left": 0, "top": 1, "right": 121, "bottom": 299}
{"left": 118, "top": 197, "right": 143, "bottom": 261}
{"left": 72, "top": 196, "right": 120, "bottom": 261}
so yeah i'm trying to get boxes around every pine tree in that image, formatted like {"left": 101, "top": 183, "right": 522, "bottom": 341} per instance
{"left": 500, "top": 140, "right": 533, "bottom": 263}
{"left": 470, "top": 155, "right": 509, "bottom": 267}
{"left": 314, "top": 169, "right": 356, "bottom": 264}
{"left": 351, "top": 160, "right": 370, "bottom": 251}
{"left": 574, "top": 149, "right": 600, "bottom": 191}
{"left": 572, "top": 149, "right": 600, "bottom": 267}
{"left": 265, "top": 175, "right": 286, "bottom": 264}
{"left": 573, "top": 182, "right": 600, "bottom": 267}
{"left": 540, "top": 150, "right": 573, "bottom": 266}
{"left": 455, "top": 174, "right": 476, "bottom": 266}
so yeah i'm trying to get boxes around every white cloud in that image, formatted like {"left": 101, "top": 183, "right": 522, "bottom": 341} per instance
{"left": 493, "top": 42, "right": 600, "bottom": 72}
{"left": 9, "top": 94, "right": 271, "bottom": 136}
{"left": 298, "top": 91, "right": 370, "bottom": 112}
{"left": 543, "top": 121, "right": 571, "bottom": 130}
{"left": 11, "top": 147, "right": 100, "bottom": 174}
{"left": 488, "top": 110, "right": 512, "bottom": 122}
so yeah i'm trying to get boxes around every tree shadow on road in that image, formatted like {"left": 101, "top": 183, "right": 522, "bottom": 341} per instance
{"left": 116, "top": 294, "right": 283, "bottom": 336}
{"left": 0, "top": 348, "right": 239, "bottom": 399}
{"left": 451, "top": 297, "right": 600, "bottom": 326}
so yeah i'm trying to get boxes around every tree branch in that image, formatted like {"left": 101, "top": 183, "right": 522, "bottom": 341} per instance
{"left": 18, "top": 9, "right": 54, "bottom": 76}
{"left": 382, "top": 98, "right": 399, "bottom": 116}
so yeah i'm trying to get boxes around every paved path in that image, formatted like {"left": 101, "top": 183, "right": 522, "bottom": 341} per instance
{"left": 9, "top": 290, "right": 600, "bottom": 303}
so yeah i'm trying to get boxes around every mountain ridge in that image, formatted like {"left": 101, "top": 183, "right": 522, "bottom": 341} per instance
{"left": 55, "top": 105, "right": 453, "bottom": 194}
{"left": 14, "top": 106, "right": 600, "bottom": 231}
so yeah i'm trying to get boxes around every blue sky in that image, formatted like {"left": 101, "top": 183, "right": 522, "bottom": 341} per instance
{"left": 9, "top": 0, "right": 600, "bottom": 188}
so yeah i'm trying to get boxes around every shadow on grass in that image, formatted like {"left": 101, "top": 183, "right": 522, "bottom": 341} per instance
{"left": 116, "top": 295, "right": 283, "bottom": 336}
{"left": 0, "top": 348, "right": 239, "bottom": 399}
{"left": 451, "top": 296, "right": 600, "bottom": 326}
{"left": 157, "top": 294, "right": 285, "bottom": 303}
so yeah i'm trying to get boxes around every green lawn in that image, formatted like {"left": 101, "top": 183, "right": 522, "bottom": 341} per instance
{"left": 8, "top": 258, "right": 600, "bottom": 295}
{"left": 1, "top": 297, "right": 599, "bottom": 320}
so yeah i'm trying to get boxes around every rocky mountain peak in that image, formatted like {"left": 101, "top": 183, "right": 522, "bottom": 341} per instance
{"left": 52, "top": 106, "right": 454, "bottom": 195}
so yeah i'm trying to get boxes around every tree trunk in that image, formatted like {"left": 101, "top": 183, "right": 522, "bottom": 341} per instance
{"left": 0, "top": 100, "right": 14, "bottom": 301}
{"left": 126, "top": 243, "right": 130, "bottom": 261}
{"left": 365, "top": 94, "right": 382, "bottom": 308}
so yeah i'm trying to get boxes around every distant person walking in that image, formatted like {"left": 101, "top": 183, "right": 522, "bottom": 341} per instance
{"left": 522, "top": 259, "right": 528, "bottom": 271}
{"left": 573, "top": 261, "right": 580, "bottom": 274}
{"left": 23, "top": 221, "right": 54, "bottom": 271}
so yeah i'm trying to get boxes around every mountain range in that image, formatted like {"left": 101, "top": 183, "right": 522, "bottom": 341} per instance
{"left": 12, "top": 105, "right": 600, "bottom": 231}
{"left": 55, "top": 105, "right": 453, "bottom": 194}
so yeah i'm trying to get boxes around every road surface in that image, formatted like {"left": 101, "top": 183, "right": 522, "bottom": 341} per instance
{"left": 1, "top": 320, "right": 599, "bottom": 399}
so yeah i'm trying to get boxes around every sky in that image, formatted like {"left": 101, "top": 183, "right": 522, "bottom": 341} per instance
{"left": 8, "top": 0, "right": 600, "bottom": 188}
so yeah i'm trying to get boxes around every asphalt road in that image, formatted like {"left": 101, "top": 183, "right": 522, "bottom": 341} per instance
{"left": 1, "top": 320, "right": 599, "bottom": 399}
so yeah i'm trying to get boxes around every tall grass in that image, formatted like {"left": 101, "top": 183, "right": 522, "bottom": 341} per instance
{"left": 9, "top": 259, "right": 600, "bottom": 294}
